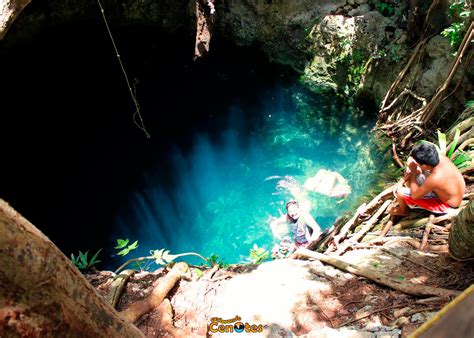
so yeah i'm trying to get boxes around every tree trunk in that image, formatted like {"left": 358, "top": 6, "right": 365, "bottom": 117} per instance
{"left": 0, "top": 0, "right": 31, "bottom": 40}
{"left": 0, "top": 199, "right": 144, "bottom": 337}
{"left": 449, "top": 198, "right": 474, "bottom": 260}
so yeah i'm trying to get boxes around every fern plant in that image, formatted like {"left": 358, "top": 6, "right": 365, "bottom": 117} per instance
{"left": 71, "top": 249, "right": 102, "bottom": 270}
{"left": 421, "top": 128, "right": 472, "bottom": 169}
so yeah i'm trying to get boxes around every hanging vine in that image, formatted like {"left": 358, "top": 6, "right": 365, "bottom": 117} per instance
{"left": 97, "top": 0, "right": 150, "bottom": 139}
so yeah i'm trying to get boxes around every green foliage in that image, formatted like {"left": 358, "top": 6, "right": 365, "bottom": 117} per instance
{"left": 452, "top": 150, "right": 472, "bottom": 169}
{"left": 150, "top": 248, "right": 180, "bottom": 266}
{"left": 396, "top": 275, "right": 405, "bottom": 281}
{"left": 447, "top": 128, "right": 460, "bottom": 159}
{"left": 422, "top": 128, "right": 472, "bottom": 169}
{"left": 374, "top": 1, "right": 395, "bottom": 16}
{"left": 441, "top": 0, "right": 472, "bottom": 50}
{"left": 115, "top": 238, "right": 139, "bottom": 256}
{"left": 465, "top": 100, "right": 474, "bottom": 108}
{"left": 193, "top": 268, "right": 204, "bottom": 279}
{"left": 437, "top": 130, "right": 447, "bottom": 154}
{"left": 335, "top": 43, "right": 369, "bottom": 98}
{"left": 249, "top": 244, "right": 269, "bottom": 264}
{"left": 115, "top": 248, "right": 210, "bottom": 274}
{"left": 71, "top": 249, "right": 102, "bottom": 270}
{"left": 207, "top": 254, "right": 227, "bottom": 268}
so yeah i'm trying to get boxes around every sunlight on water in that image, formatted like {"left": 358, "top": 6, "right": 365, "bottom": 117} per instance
{"left": 115, "top": 84, "right": 384, "bottom": 265}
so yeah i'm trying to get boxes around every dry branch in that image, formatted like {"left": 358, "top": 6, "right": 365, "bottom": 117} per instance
{"left": 329, "top": 203, "right": 367, "bottom": 250}
{"left": 310, "top": 216, "right": 346, "bottom": 251}
{"left": 293, "top": 248, "right": 459, "bottom": 298}
{"left": 380, "top": 218, "right": 394, "bottom": 237}
{"left": 365, "top": 180, "right": 403, "bottom": 212}
{"left": 381, "top": 89, "right": 427, "bottom": 113}
{"left": 404, "top": 238, "right": 448, "bottom": 253}
{"left": 420, "top": 215, "right": 435, "bottom": 251}
{"left": 392, "top": 143, "right": 404, "bottom": 168}
{"left": 335, "top": 200, "right": 392, "bottom": 255}
{"left": 120, "top": 262, "right": 189, "bottom": 323}
{"left": 338, "top": 303, "right": 417, "bottom": 328}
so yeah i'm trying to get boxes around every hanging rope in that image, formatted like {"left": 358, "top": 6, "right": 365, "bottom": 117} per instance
{"left": 97, "top": 0, "right": 150, "bottom": 138}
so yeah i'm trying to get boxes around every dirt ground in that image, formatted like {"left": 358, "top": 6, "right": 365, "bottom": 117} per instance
{"left": 86, "top": 237, "right": 474, "bottom": 337}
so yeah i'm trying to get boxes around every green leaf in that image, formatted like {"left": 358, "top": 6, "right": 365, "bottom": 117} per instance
{"left": 447, "top": 128, "right": 461, "bottom": 159}
{"left": 90, "top": 248, "right": 102, "bottom": 265}
{"left": 155, "top": 258, "right": 166, "bottom": 266}
{"left": 193, "top": 268, "right": 204, "bottom": 279}
{"left": 452, "top": 150, "right": 472, "bottom": 169}
{"left": 465, "top": 100, "right": 474, "bottom": 108}
{"left": 115, "top": 238, "right": 129, "bottom": 249}
{"left": 397, "top": 275, "right": 405, "bottom": 281}
{"left": 79, "top": 251, "right": 89, "bottom": 266}
{"left": 437, "top": 130, "right": 447, "bottom": 154}
{"left": 128, "top": 240, "right": 139, "bottom": 250}
{"left": 117, "top": 248, "right": 130, "bottom": 256}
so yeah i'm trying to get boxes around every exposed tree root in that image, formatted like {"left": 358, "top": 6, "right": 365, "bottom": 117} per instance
{"left": 380, "top": 218, "right": 395, "bottom": 237}
{"left": 392, "top": 143, "right": 404, "bottom": 168}
{"left": 380, "top": 36, "right": 432, "bottom": 113}
{"left": 420, "top": 215, "right": 435, "bottom": 251}
{"left": 448, "top": 116, "right": 474, "bottom": 139}
{"left": 108, "top": 270, "right": 135, "bottom": 309}
{"left": 420, "top": 22, "right": 474, "bottom": 125}
{"left": 381, "top": 247, "right": 437, "bottom": 273}
{"left": 153, "top": 299, "right": 193, "bottom": 337}
{"left": 120, "top": 262, "right": 189, "bottom": 323}
{"left": 334, "top": 200, "right": 392, "bottom": 255}
{"left": 292, "top": 248, "right": 460, "bottom": 298}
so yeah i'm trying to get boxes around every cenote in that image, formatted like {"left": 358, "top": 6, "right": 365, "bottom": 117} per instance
{"left": 0, "top": 23, "right": 386, "bottom": 268}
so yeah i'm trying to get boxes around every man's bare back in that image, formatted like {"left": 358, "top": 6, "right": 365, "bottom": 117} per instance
{"left": 426, "top": 155, "right": 465, "bottom": 208}
{"left": 392, "top": 143, "right": 466, "bottom": 216}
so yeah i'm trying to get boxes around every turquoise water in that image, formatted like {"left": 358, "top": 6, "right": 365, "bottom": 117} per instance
{"left": 114, "top": 84, "right": 383, "bottom": 266}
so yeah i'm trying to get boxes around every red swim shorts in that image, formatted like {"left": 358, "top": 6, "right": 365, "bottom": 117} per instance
{"left": 399, "top": 187, "right": 453, "bottom": 214}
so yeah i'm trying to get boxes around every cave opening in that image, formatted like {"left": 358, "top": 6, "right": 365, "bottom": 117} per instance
{"left": 0, "top": 22, "right": 385, "bottom": 268}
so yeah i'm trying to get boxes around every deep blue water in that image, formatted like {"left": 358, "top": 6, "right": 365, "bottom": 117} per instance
{"left": 114, "top": 83, "right": 382, "bottom": 266}
{"left": 0, "top": 24, "right": 383, "bottom": 270}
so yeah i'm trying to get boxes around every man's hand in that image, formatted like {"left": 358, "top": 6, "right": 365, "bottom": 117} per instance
{"left": 406, "top": 157, "right": 422, "bottom": 175}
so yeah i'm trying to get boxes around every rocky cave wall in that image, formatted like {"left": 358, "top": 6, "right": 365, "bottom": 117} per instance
{"left": 2, "top": 0, "right": 471, "bottom": 108}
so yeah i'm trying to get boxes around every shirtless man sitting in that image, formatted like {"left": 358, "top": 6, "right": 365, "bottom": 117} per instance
{"left": 390, "top": 142, "right": 465, "bottom": 216}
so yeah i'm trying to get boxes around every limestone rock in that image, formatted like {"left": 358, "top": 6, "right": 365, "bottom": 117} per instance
{"left": 0, "top": 0, "right": 30, "bottom": 39}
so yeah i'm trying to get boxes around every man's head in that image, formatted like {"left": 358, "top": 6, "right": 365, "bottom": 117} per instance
{"left": 286, "top": 200, "right": 300, "bottom": 220}
{"left": 411, "top": 142, "right": 440, "bottom": 167}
